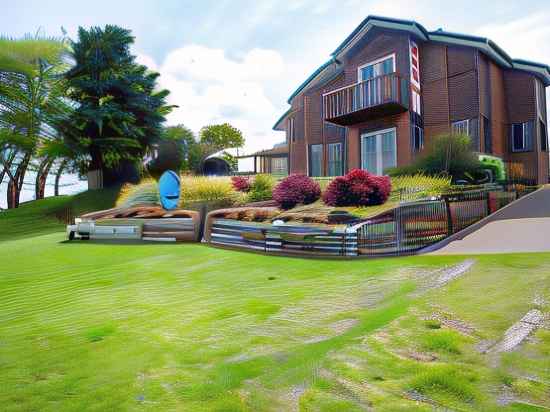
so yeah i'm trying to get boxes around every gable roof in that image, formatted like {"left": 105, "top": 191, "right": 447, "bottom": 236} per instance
{"left": 274, "top": 15, "right": 550, "bottom": 131}
{"left": 330, "top": 15, "right": 550, "bottom": 85}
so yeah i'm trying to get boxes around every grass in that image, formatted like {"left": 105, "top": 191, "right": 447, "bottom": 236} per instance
{"left": 0, "top": 190, "right": 549, "bottom": 410}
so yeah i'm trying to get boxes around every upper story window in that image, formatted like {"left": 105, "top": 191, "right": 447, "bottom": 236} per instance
{"left": 288, "top": 117, "right": 296, "bottom": 142}
{"left": 358, "top": 54, "right": 395, "bottom": 82}
{"left": 511, "top": 121, "right": 533, "bottom": 152}
{"left": 452, "top": 119, "right": 469, "bottom": 135}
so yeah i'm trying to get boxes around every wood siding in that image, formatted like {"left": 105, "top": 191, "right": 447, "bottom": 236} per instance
{"left": 283, "top": 27, "right": 548, "bottom": 183}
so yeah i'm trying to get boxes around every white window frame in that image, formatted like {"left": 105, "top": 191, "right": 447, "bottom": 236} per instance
{"left": 288, "top": 117, "right": 295, "bottom": 142}
{"left": 327, "top": 142, "right": 343, "bottom": 176}
{"left": 357, "top": 53, "right": 396, "bottom": 83}
{"left": 308, "top": 144, "right": 323, "bottom": 177}
{"left": 512, "top": 122, "right": 529, "bottom": 152}
{"left": 452, "top": 119, "right": 470, "bottom": 136}
{"left": 360, "top": 127, "right": 397, "bottom": 175}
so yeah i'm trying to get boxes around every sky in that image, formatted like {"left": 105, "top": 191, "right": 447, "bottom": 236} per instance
{"left": 1, "top": 0, "right": 549, "bottom": 206}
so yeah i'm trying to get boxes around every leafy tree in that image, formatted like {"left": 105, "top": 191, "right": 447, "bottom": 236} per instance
{"left": 63, "top": 25, "right": 174, "bottom": 187}
{"left": 0, "top": 35, "right": 70, "bottom": 207}
{"left": 195, "top": 123, "right": 244, "bottom": 173}
{"left": 146, "top": 124, "right": 194, "bottom": 178}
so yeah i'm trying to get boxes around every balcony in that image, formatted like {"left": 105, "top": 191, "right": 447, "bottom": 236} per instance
{"left": 323, "top": 73, "right": 409, "bottom": 126}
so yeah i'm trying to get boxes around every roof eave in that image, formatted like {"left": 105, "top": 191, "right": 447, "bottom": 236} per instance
{"left": 331, "top": 16, "right": 429, "bottom": 60}
{"left": 272, "top": 108, "right": 291, "bottom": 131}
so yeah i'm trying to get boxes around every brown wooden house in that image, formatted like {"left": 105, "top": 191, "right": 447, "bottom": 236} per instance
{"left": 273, "top": 16, "right": 550, "bottom": 184}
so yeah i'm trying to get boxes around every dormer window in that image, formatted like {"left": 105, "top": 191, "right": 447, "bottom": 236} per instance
{"left": 358, "top": 54, "right": 396, "bottom": 82}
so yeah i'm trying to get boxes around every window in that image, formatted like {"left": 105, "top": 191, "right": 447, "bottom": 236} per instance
{"left": 483, "top": 116, "right": 492, "bottom": 154}
{"left": 309, "top": 144, "right": 323, "bottom": 177}
{"left": 360, "top": 128, "right": 396, "bottom": 175}
{"left": 511, "top": 122, "right": 533, "bottom": 152}
{"left": 411, "top": 90, "right": 421, "bottom": 115}
{"left": 412, "top": 125, "right": 424, "bottom": 152}
{"left": 271, "top": 157, "right": 288, "bottom": 175}
{"left": 327, "top": 143, "right": 343, "bottom": 176}
{"left": 452, "top": 119, "right": 469, "bottom": 135}
{"left": 409, "top": 40, "right": 421, "bottom": 89}
{"left": 540, "top": 120, "right": 547, "bottom": 152}
{"left": 358, "top": 54, "right": 395, "bottom": 82}
{"left": 288, "top": 117, "right": 296, "bottom": 142}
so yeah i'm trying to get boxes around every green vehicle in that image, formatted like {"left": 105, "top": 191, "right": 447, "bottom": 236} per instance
{"left": 478, "top": 154, "right": 506, "bottom": 182}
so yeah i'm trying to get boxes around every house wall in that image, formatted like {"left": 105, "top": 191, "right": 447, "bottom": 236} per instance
{"left": 283, "top": 28, "right": 548, "bottom": 183}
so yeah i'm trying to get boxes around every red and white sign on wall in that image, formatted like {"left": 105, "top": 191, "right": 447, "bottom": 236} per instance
{"left": 409, "top": 39, "right": 421, "bottom": 115}
{"left": 409, "top": 40, "right": 420, "bottom": 90}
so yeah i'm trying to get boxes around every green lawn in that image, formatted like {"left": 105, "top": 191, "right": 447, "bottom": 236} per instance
{"left": 0, "top": 193, "right": 549, "bottom": 411}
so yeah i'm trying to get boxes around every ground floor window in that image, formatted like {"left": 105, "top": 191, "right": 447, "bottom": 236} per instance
{"left": 412, "top": 125, "right": 423, "bottom": 152}
{"left": 360, "top": 128, "right": 396, "bottom": 175}
{"left": 483, "top": 116, "right": 492, "bottom": 154}
{"left": 327, "top": 143, "right": 343, "bottom": 176}
{"left": 271, "top": 156, "right": 288, "bottom": 175}
{"left": 512, "top": 121, "right": 533, "bottom": 152}
{"left": 540, "top": 120, "right": 547, "bottom": 152}
{"left": 309, "top": 144, "right": 323, "bottom": 177}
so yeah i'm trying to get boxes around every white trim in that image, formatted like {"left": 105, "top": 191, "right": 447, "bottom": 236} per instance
{"left": 357, "top": 53, "right": 396, "bottom": 82}
{"left": 360, "top": 127, "right": 397, "bottom": 175}
{"left": 451, "top": 119, "right": 470, "bottom": 135}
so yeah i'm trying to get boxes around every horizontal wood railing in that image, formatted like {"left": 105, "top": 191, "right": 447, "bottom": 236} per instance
{"left": 323, "top": 72, "right": 409, "bottom": 121}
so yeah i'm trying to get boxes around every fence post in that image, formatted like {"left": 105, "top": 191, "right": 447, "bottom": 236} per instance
{"left": 444, "top": 195, "right": 453, "bottom": 236}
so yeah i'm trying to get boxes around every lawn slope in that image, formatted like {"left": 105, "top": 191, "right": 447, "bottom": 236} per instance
{"left": 0, "top": 197, "right": 549, "bottom": 411}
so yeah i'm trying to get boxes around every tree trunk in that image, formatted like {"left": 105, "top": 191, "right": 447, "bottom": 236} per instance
{"left": 54, "top": 159, "right": 67, "bottom": 196}
{"left": 35, "top": 157, "right": 54, "bottom": 200}
{"left": 0, "top": 150, "right": 17, "bottom": 186}
{"left": 102, "top": 160, "right": 140, "bottom": 187}
{"left": 7, "top": 152, "right": 31, "bottom": 208}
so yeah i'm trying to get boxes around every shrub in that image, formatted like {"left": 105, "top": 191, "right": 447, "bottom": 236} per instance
{"left": 117, "top": 178, "right": 159, "bottom": 207}
{"left": 322, "top": 169, "right": 391, "bottom": 207}
{"left": 273, "top": 174, "right": 321, "bottom": 209}
{"left": 231, "top": 176, "right": 251, "bottom": 192}
{"left": 247, "top": 174, "right": 275, "bottom": 202}
{"left": 388, "top": 133, "right": 482, "bottom": 182}
{"left": 180, "top": 176, "right": 235, "bottom": 204}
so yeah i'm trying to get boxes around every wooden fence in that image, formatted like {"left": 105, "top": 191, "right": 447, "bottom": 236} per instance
{"left": 353, "top": 187, "right": 526, "bottom": 256}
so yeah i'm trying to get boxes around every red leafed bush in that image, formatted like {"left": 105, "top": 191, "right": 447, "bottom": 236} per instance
{"left": 273, "top": 174, "right": 321, "bottom": 209}
{"left": 231, "top": 175, "right": 251, "bottom": 192}
{"left": 322, "top": 169, "right": 391, "bottom": 206}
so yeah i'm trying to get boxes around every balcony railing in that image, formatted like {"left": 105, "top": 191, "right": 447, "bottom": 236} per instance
{"left": 323, "top": 73, "right": 409, "bottom": 126}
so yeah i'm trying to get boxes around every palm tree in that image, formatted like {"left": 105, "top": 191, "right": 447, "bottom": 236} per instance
{"left": 64, "top": 25, "right": 174, "bottom": 188}
{"left": 0, "top": 35, "right": 70, "bottom": 207}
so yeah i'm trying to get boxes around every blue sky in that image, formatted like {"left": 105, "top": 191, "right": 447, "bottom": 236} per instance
{"left": 1, "top": 0, "right": 549, "bottom": 206}
{"left": 3, "top": 0, "right": 549, "bottom": 152}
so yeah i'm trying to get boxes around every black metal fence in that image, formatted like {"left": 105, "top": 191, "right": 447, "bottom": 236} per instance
{"left": 356, "top": 185, "right": 533, "bottom": 256}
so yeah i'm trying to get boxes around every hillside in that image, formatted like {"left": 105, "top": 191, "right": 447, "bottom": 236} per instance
{"left": 0, "top": 195, "right": 548, "bottom": 411}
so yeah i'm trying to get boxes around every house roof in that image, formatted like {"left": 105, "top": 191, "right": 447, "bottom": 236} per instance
{"left": 330, "top": 15, "right": 550, "bottom": 84}
{"left": 273, "top": 15, "right": 550, "bottom": 131}
{"left": 272, "top": 108, "right": 291, "bottom": 131}
{"left": 237, "top": 143, "right": 288, "bottom": 158}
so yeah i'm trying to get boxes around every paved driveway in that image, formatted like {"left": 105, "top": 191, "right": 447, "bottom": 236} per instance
{"left": 433, "top": 186, "right": 550, "bottom": 254}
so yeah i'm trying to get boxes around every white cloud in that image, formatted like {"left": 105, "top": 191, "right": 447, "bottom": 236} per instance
{"left": 475, "top": 12, "right": 550, "bottom": 62}
{"left": 139, "top": 45, "right": 286, "bottom": 154}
